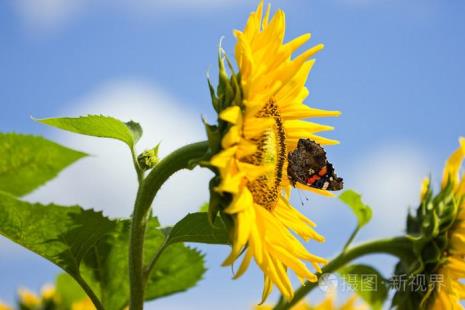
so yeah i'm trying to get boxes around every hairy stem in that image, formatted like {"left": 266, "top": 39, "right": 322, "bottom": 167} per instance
{"left": 75, "top": 275, "right": 104, "bottom": 310}
{"left": 273, "top": 236, "right": 414, "bottom": 310}
{"left": 129, "top": 141, "right": 208, "bottom": 310}
{"left": 131, "top": 147, "right": 144, "bottom": 185}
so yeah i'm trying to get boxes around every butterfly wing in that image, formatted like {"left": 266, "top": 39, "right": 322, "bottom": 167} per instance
{"left": 287, "top": 139, "right": 343, "bottom": 191}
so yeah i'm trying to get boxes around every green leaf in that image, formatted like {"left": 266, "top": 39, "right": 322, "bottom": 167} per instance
{"left": 81, "top": 217, "right": 205, "bottom": 309}
{"left": 0, "top": 192, "right": 205, "bottom": 309}
{"left": 338, "top": 264, "right": 388, "bottom": 310}
{"left": 145, "top": 244, "right": 205, "bottom": 300}
{"left": 36, "top": 115, "right": 142, "bottom": 148}
{"left": 0, "top": 191, "right": 116, "bottom": 277}
{"left": 199, "top": 202, "right": 209, "bottom": 213}
{"left": 125, "top": 120, "right": 143, "bottom": 144}
{"left": 166, "top": 212, "right": 229, "bottom": 246}
{"left": 55, "top": 273, "right": 87, "bottom": 308}
{"left": 339, "top": 190, "right": 372, "bottom": 227}
{"left": 0, "top": 133, "right": 86, "bottom": 196}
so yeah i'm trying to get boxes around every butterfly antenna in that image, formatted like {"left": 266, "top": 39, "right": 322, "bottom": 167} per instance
{"left": 297, "top": 189, "right": 305, "bottom": 206}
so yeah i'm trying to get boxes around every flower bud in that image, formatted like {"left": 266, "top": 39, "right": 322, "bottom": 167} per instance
{"left": 137, "top": 144, "right": 160, "bottom": 171}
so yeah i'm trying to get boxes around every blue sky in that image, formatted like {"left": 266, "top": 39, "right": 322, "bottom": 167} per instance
{"left": 1, "top": 0, "right": 464, "bottom": 308}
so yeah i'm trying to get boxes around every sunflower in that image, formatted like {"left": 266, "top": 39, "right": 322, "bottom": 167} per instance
{"left": 428, "top": 137, "right": 465, "bottom": 309}
{"left": 255, "top": 291, "right": 367, "bottom": 310}
{"left": 309, "top": 292, "right": 368, "bottom": 310}
{"left": 71, "top": 298, "right": 97, "bottom": 310}
{"left": 18, "top": 288, "right": 41, "bottom": 308}
{"left": 0, "top": 302, "right": 12, "bottom": 310}
{"left": 208, "top": 0, "right": 340, "bottom": 302}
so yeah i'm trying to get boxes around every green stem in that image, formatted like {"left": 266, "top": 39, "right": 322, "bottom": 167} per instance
{"left": 129, "top": 141, "right": 209, "bottom": 310}
{"left": 131, "top": 147, "right": 144, "bottom": 185}
{"left": 342, "top": 226, "right": 360, "bottom": 252}
{"left": 273, "top": 236, "right": 413, "bottom": 310}
{"left": 75, "top": 275, "right": 104, "bottom": 310}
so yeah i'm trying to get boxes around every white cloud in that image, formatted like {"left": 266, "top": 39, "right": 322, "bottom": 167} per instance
{"left": 14, "top": 0, "right": 243, "bottom": 31}
{"left": 26, "top": 80, "right": 212, "bottom": 225}
{"left": 14, "top": 0, "right": 87, "bottom": 31}
{"left": 126, "top": 0, "right": 239, "bottom": 10}
{"left": 349, "top": 143, "right": 430, "bottom": 237}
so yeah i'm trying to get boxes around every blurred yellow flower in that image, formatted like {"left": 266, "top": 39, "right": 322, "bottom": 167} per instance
{"left": 255, "top": 291, "right": 367, "bottom": 310}
{"left": 210, "top": 0, "right": 340, "bottom": 302}
{"left": 71, "top": 298, "right": 96, "bottom": 310}
{"left": 40, "top": 284, "right": 56, "bottom": 301}
{"left": 18, "top": 288, "right": 40, "bottom": 307}
{"left": 310, "top": 293, "right": 367, "bottom": 310}
{"left": 0, "top": 301, "right": 12, "bottom": 310}
{"left": 429, "top": 137, "right": 465, "bottom": 309}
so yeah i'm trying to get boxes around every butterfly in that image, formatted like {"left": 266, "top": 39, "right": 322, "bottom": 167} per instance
{"left": 287, "top": 138, "right": 343, "bottom": 191}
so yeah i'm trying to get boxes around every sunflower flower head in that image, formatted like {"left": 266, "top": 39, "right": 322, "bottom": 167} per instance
{"left": 41, "top": 284, "right": 56, "bottom": 300}
{"left": 392, "top": 137, "right": 465, "bottom": 309}
{"left": 18, "top": 288, "right": 41, "bottom": 309}
{"left": 205, "top": 0, "right": 341, "bottom": 302}
{"left": 255, "top": 290, "right": 368, "bottom": 310}
{"left": 71, "top": 298, "right": 96, "bottom": 310}
{"left": 0, "top": 301, "right": 12, "bottom": 310}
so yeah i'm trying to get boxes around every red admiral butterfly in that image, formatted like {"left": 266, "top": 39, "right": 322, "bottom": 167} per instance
{"left": 287, "top": 139, "right": 343, "bottom": 191}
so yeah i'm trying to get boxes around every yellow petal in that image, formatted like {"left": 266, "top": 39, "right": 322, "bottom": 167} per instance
{"left": 222, "top": 125, "right": 241, "bottom": 148}
{"left": 225, "top": 187, "right": 254, "bottom": 214}
{"left": 216, "top": 170, "right": 244, "bottom": 194}
{"left": 442, "top": 137, "right": 465, "bottom": 189}
{"left": 420, "top": 177, "right": 430, "bottom": 201}
{"left": 287, "top": 135, "right": 339, "bottom": 151}
{"left": 237, "top": 162, "right": 274, "bottom": 182}
{"left": 284, "top": 33, "right": 311, "bottom": 55}
{"left": 284, "top": 120, "right": 335, "bottom": 135}
{"left": 222, "top": 210, "right": 252, "bottom": 266}
{"left": 446, "top": 256, "right": 465, "bottom": 277}
{"left": 237, "top": 139, "right": 258, "bottom": 157}
{"left": 295, "top": 182, "right": 336, "bottom": 197}
{"left": 269, "top": 244, "right": 317, "bottom": 281}
{"left": 220, "top": 106, "right": 242, "bottom": 124}
{"left": 243, "top": 117, "right": 275, "bottom": 138}
{"left": 210, "top": 146, "right": 237, "bottom": 168}
{"left": 280, "top": 104, "right": 341, "bottom": 120}
{"left": 262, "top": 3, "right": 271, "bottom": 28}
{"left": 260, "top": 276, "right": 273, "bottom": 305}
{"left": 233, "top": 246, "right": 254, "bottom": 279}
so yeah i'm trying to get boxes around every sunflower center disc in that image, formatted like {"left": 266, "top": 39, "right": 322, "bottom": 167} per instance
{"left": 245, "top": 99, "right": 286, "bottom": 211}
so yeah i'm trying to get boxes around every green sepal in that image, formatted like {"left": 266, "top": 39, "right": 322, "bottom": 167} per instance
{"left": 217, "top": 50, "right": 235, "bottom": 112}
{"left": 207, "top": 176, "right": 222, "bottom": 223}
{"left": 202, "top": 117, "right": 221, "bottom": 156}
{"left": 207, "top": 75, "right": 220, "bottom": 113}
{"left": 204, "top": 41, "right": 243, "bottom": 241}
{"left": 392, "top": 178, "right": 461, "bottom": 309}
